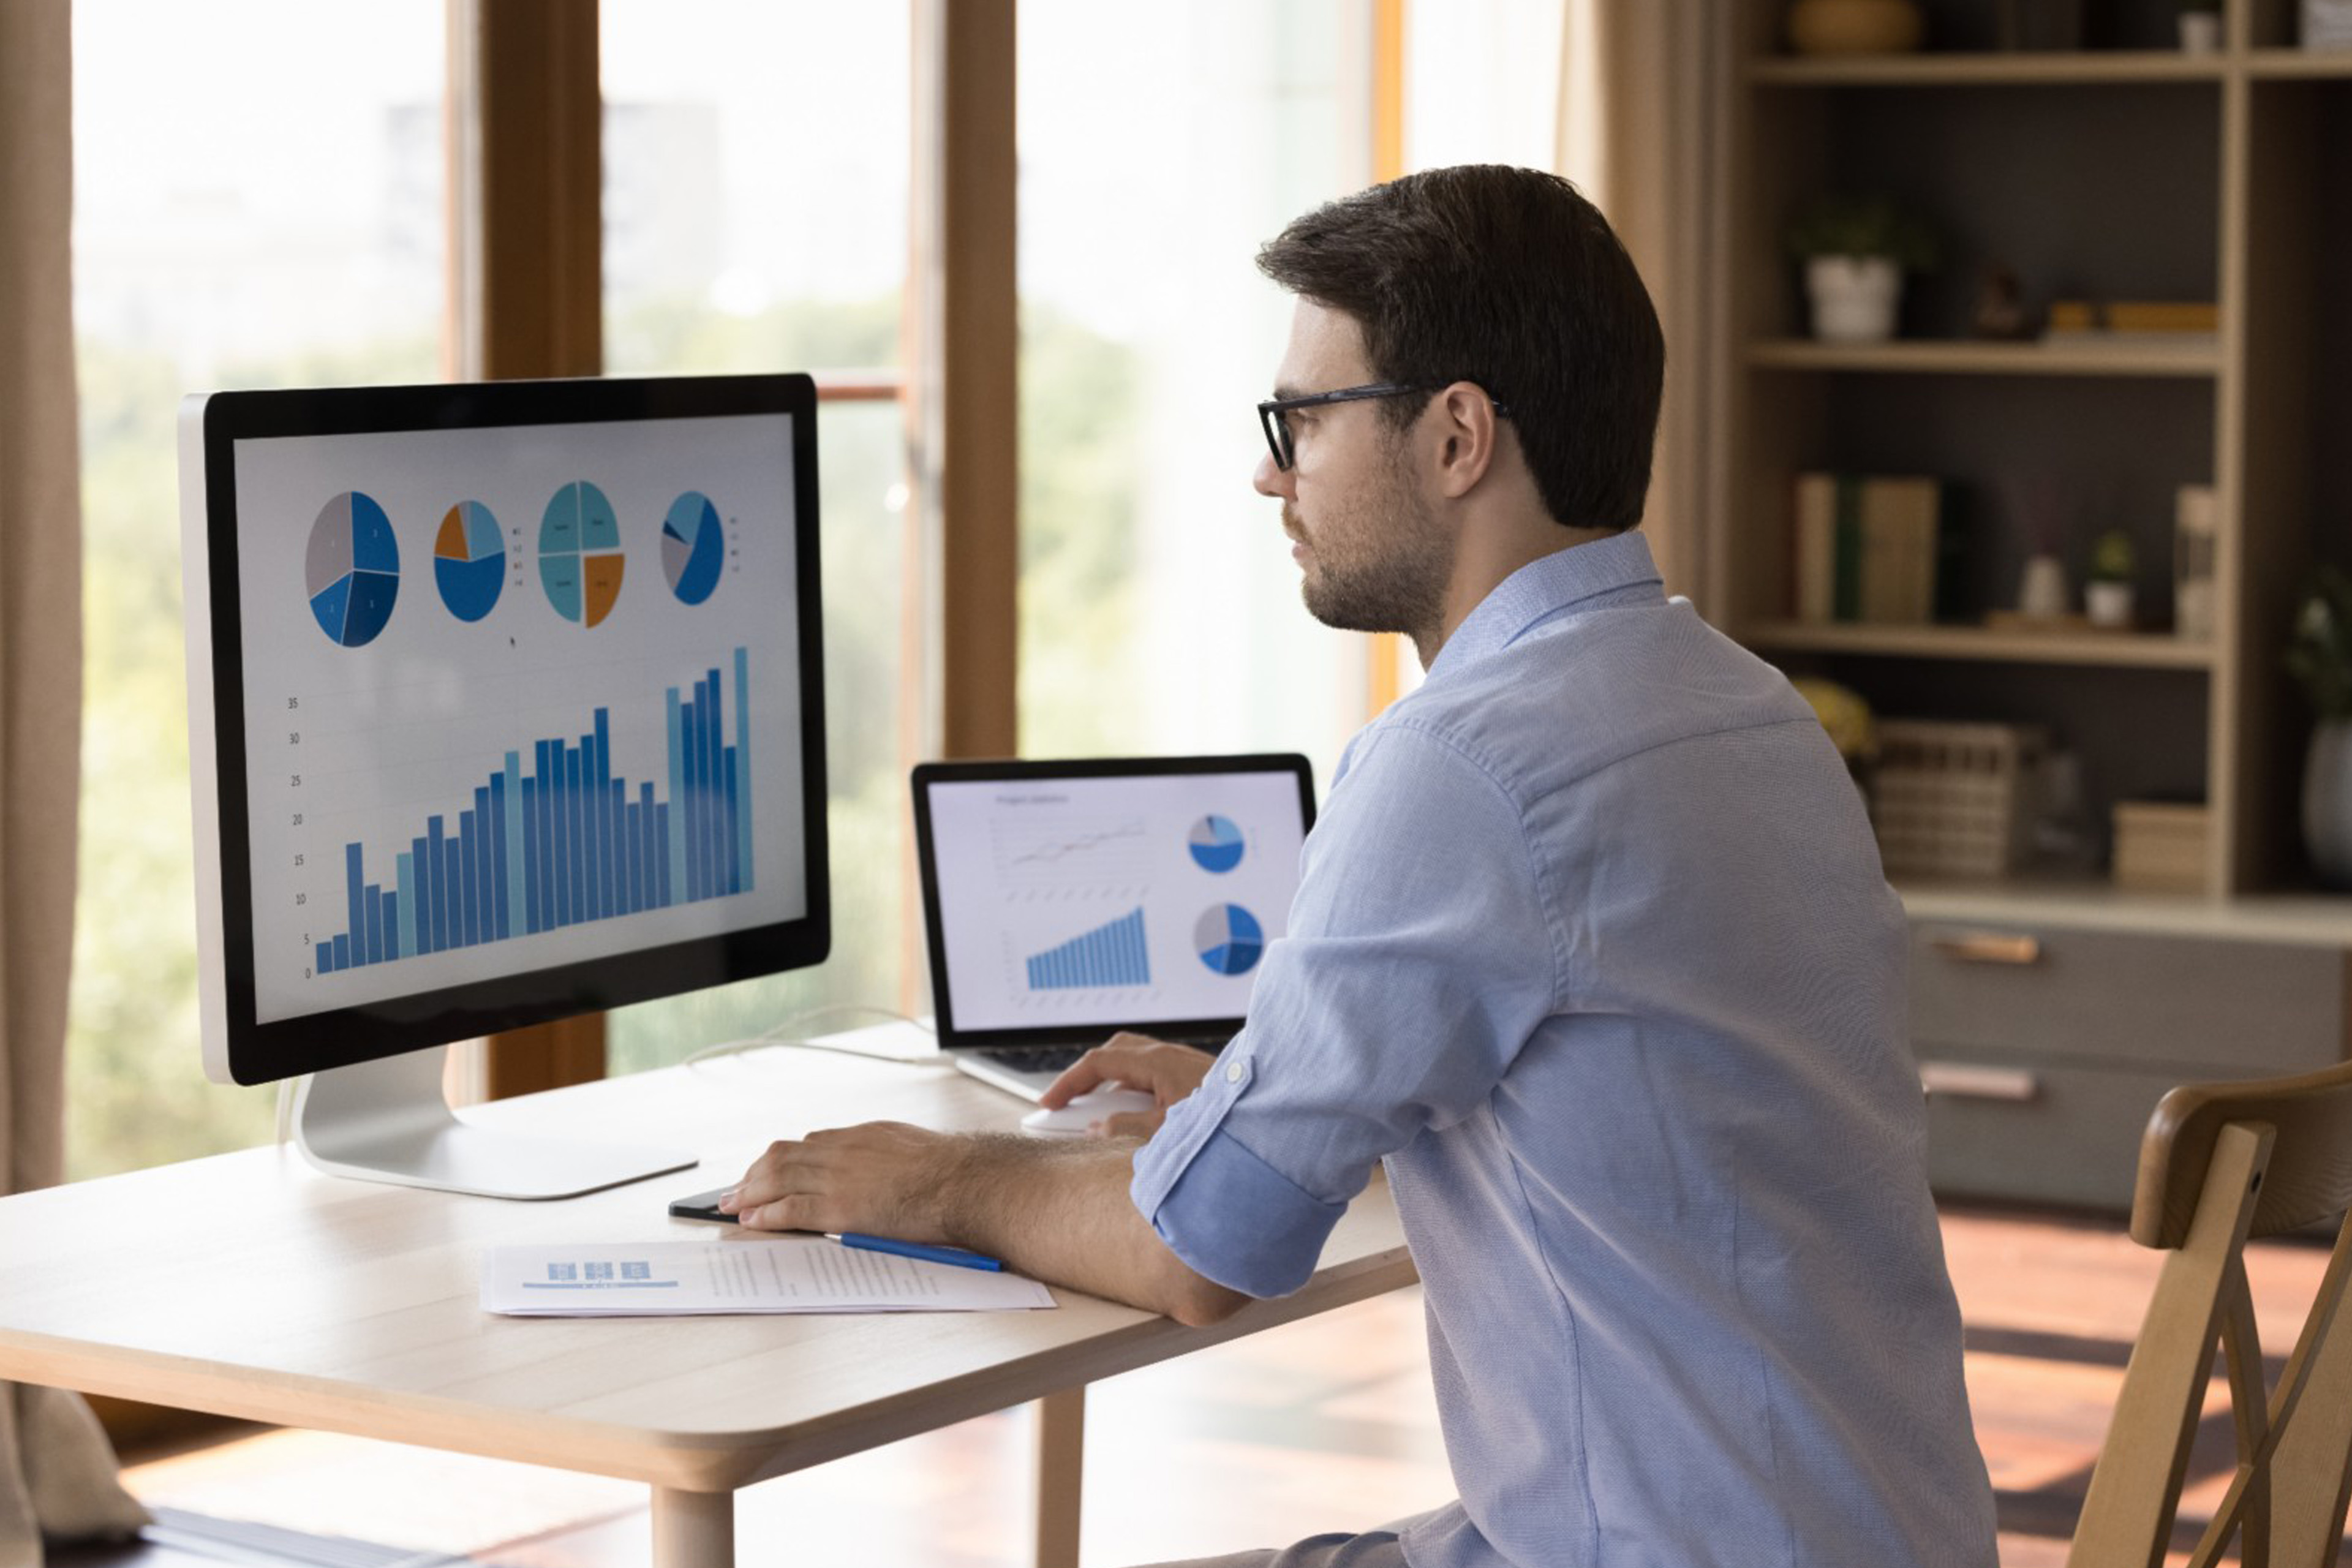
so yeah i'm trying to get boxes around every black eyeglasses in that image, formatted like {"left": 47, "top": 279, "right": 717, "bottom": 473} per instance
{"left": 1256, "top": 382, "right": 1513, "bottom": 472}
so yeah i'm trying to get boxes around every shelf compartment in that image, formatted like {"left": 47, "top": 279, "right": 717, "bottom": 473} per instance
{"left": 1746, "top": 338, "right": 2222, "bottom": 377}
{"left": 1747, "top": 52, "right": 2230, "bottom": 87}
{"left": 1743, "top": 620, "right": 2215, "bottom": 669}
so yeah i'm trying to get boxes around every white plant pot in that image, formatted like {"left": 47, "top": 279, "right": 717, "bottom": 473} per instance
{"left": 1805, "top": 255, "right": 1902, "bottom": 344}
{"left": 2084, "top": 580, "right": 2135, "bottom": 629}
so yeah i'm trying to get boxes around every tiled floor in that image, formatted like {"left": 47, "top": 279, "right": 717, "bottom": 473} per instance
{"left": 115, "top": 1204, "right": 2342, "bottom": 1567}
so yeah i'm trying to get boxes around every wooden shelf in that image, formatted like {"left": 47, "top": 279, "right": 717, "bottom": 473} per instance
{"left": 1898, "top": 879, "right": 2352, "bottom": 944}
{"left": 2245, "top": 48, "right": 2352, "bottom": 77}
{"left": 1743, "top": 620, "right": 2216, "bottom": 669}
{"left": 1745, "top": 337, "right": 2222, "bottom": 377}
{"left": 1747, "top": 51, "right": 2228, "bottom": 87}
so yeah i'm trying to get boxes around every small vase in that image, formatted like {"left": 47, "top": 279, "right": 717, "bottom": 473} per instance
{"left": 1788, "top": 0, "right": 1926, "bottom": 55}
{"left": 1805, "top": 255, "right": 1902, "bottom": 344}
{"left": 2304, "top": 720, "right": 2352, "bottom": 890}
{"left": 2177, "top": 10, "right": 2223, "bottom": 52}
{"left": 2018, "top": 554, "right": 2069, "bottom": 619}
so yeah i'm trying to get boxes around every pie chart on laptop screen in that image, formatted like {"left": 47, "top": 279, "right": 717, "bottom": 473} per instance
{"left": 1188, "top": 814, "right": 1246, "bottom": 873}
{"left": 1195, "top": 903, "right": 1264, "bottom": 976}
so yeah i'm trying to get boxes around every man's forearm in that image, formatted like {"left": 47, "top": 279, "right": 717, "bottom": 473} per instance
{"left": 935, "top": 1133, "right": 1250, "bottom": 1327}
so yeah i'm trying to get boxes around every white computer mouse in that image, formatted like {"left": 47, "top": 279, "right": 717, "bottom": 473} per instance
{"left": 1019, "top": 1084, "right": 1159, "bottom": 1138}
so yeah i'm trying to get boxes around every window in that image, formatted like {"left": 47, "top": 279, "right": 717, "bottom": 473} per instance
{"left": 598, "top": 1, "right": 920, "bottom": 1069}
{"left": 1017, "top": 1, "right": 1371, "bottom": 782}
{"left": 68, "top": 1, "right": 448, "bottom": 1178}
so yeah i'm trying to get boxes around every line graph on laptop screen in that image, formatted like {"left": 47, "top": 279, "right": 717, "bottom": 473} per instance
{"left": 991, "top": 816, "right": 1154, "bottom": 894}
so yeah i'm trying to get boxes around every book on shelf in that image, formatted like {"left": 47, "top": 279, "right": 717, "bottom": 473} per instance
{"left": 1791, "top": 472, "right": 1964, "bottom": 628}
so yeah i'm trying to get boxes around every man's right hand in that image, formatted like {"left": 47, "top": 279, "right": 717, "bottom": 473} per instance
{"left": 1039, "top": 1033, "right": 1218, "bottom": 1139}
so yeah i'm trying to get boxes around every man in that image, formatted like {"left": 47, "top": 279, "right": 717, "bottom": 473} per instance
{"left": 723, "top": 165, "right": 1998, "bottom": 1568}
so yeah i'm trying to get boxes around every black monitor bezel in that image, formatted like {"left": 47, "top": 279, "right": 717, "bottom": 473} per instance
{"left": 196, "top": 373, "right": 829, "bottom": 1086}
{"left": 910, "top": 753, "right": 1316, "bottom": 1052}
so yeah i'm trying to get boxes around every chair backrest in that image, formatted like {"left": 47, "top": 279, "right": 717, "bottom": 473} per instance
{"left": 2067, "top": 1059, "right": 2352, "bottom": 1568}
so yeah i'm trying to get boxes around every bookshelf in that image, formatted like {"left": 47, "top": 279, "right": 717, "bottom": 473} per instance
{"left": 1709, "top": 0, "right": 2352, "bottom": 1205}
{"left": 1711, "top": 0, "right": 2352, "bottom": 903}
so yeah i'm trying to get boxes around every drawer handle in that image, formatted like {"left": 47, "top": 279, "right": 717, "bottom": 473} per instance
{"left": 1920, "top": 1062, "right": 2041, "bottom": 1102}
{"left": 1931, "top": 932, "right": 2042, "bottom": 967}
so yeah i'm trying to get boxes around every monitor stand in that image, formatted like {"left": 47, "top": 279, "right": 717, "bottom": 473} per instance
{"left": 291, "top": 1045, "right": 696, "bottom": 1200}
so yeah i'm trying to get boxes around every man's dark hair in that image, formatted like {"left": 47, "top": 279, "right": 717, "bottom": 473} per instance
{"left": 1256, "top": 164, "right": 1665, "bottom": 533}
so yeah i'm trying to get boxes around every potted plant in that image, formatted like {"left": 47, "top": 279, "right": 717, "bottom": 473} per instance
{"left": 2286, "top": 565, "right": 2352, "bottom": 887}
{"left": 1786, "top": 197, "right": 1940, "bottom": 344}
{"left": 2085, "top": 529, "right": 2136, "bottom": 629}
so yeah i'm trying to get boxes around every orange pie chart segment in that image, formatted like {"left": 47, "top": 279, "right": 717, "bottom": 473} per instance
{"left": 582, "top": 554, "right": 625, "bottom": 628}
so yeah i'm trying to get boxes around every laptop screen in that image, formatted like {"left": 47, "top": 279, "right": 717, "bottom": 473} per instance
{"left": 912, "top": 756, "right": 1314, "bottom": 1046}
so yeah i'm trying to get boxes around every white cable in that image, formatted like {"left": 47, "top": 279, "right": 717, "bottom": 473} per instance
{"left": 682, "top": 1002, "right": 940, "bottom": 1071}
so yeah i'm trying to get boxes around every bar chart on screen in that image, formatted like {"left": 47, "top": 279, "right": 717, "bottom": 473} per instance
{"left": 307, "top": 646, "right": 755, "bottom": 978}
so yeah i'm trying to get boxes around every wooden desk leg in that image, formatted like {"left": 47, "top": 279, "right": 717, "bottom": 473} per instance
{"left": 651, "top": 1487, "right": 735, "bottom": 1568}
{"left": 1035, "top": 1386, "right": 1086, "bottom": 1568}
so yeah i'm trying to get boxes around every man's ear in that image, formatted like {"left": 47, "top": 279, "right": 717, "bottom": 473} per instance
{"left": 1428, "top": 382, "right": 1500, "bottom": 500}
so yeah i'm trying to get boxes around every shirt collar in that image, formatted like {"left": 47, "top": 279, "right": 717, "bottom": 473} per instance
{"left": 1426, "top": 530, "right": 1666, "bottom": 680}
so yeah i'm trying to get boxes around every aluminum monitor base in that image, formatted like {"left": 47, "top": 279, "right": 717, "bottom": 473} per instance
{"left": 292, "top": 1045, "right": 695, "bottom": 1199}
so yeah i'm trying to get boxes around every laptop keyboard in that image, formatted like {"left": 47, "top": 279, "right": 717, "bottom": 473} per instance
{"left": 974, "top": 1046, "right": 1086, "bottom": 1076}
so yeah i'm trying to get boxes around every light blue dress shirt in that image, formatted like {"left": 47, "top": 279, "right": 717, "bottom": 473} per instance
{"left": 1133, "top": 532, "right": 1998, "bottom": 1568}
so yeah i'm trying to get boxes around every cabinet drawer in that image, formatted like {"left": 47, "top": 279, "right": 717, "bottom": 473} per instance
{"left": 1921, "top": 1056, "right": 2191, "bottom": 1212}
{"left": 1910, "top": 923, "right": 2345, "bottom": 1074}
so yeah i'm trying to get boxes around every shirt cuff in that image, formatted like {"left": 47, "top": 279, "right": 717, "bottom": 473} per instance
{"left": 1132, "top": 1123, "right": 1347, "bottom": 1299}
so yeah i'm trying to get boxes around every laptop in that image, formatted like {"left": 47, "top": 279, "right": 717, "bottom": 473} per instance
{"left": 911, "top": 754, "right": 1316, "bottom": 1101}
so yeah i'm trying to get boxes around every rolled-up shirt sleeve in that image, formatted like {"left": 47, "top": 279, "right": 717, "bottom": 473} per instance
{"left": 1131, "top": 720, "right": 1566, "bottom": 1298}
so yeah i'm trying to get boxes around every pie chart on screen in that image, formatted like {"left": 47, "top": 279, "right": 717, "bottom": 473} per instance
{"left": 1187, "top": 814, "right": 1245, "bottom": 873}
{"left": 1195, "top": 903, "right": 1264, "bottom": 976}
{"left": 305, "top": 490, "right": 400, "bottom": 647}
{"left": 539, "top": 481, "right": 625, "bottom": 627}
{"left": 432, "top": 500, "right": 505, "bottom": 623}
{"left": 661, "top": 491, "right": 726, "bottom": 606}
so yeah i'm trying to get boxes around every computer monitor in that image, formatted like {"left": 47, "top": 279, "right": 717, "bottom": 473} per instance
{"left": 178, "top": 374, "right": 828, "bottom": 1198}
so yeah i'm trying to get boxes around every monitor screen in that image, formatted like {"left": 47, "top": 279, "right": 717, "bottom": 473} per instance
{"left": 181, "top": 375, "right": 828, "bottom": 1089}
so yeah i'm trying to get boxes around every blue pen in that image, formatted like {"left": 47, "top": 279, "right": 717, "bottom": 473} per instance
{"left": 830, "top": 1232, "right": 1005, "bottom": 1272}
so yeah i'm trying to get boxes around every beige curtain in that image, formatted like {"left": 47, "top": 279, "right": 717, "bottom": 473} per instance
{"left": 1556, "top": 0, "right": 1724, "bottom": 606}
{"left": 0, "top": 2, "right": 154, "bottom": 1561}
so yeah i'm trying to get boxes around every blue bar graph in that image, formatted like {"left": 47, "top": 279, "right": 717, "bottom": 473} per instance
{"left": 314, "top": 647, "right": 758, "bottom": 973}
{"left": 1026, "top": 909, "right": 1152, "bottom": 990}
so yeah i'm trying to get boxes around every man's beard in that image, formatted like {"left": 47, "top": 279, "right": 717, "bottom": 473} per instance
{"left": 1296, "top": 445, "right": 1452, "bottom": 643}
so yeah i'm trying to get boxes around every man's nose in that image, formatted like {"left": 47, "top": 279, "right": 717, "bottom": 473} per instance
{"left": 1253, "top": 450, "right": 1291, "bottom": 500}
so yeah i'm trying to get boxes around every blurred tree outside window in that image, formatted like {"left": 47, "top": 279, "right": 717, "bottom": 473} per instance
{"left": 598, "top": 1, "right": 920, "bottom": 1071}
{"left": 68, "top": 1, "right": 448, "bottom": 1179}
{"left": 1017, "top": 1, "right": 1368, "bottom": 781}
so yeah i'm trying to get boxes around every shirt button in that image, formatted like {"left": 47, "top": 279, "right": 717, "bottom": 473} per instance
{"left": 1226, "top": 1061, "right": 1244, "bottom": 1083}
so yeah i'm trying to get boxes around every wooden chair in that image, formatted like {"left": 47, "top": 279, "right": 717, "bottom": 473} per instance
{"left": 2068, "top": 1060, "right": 2352, "bottom": 1568}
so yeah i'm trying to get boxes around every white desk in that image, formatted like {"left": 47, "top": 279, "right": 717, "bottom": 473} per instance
{"left": 0, "top": 1050, "right": 1414, "bottom": 1568}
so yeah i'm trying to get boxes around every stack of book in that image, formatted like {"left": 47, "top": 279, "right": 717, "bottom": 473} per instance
{"left": 1790, "top": 473, "right": 1962, "bottom": 626}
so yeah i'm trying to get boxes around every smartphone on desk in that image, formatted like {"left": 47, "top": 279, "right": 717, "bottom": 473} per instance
{"left": 668, "top": 1185, "right": 739, "bottom": 1224}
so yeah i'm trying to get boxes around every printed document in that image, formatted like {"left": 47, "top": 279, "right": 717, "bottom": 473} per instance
{"left": 481, "top": 1238, "right": 1055, "bottom": 1316}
